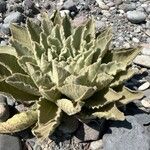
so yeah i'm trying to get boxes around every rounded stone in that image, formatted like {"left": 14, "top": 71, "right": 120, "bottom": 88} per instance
{"left": 141, "top": 99, "right": 150, "bottom": 108}
{"left": 126, "top": 11, "right": 147, "bottom": 24}
{"left": 4, "top": 11, "right": 24, "bottom": 24}
{"left": 138, "top": 81, "right": 150, "bottom": 91}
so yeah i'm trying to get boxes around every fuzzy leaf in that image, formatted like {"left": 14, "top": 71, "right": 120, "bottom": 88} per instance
{"left": 110, "top": 68, "right": 136, "bottom": 87}
{"left": 51, "top": 62, "right": 70, "bottom": 86}
{"left": 56, "top": 99, "right": 84, "bottom": 115}
{"left": 10, "top": 24, "right": 32, "bottom": 50}
{"left": 0, "top": 110, "right": 37, "bottom": 133}
{"left": 117, "top": 86, "right": 144, "bottom": 105}
{"left": 26, "top": 19, "right": 42, "bottom": 43}
{"left": 92, "top": 103, "right": 125, "bottom": 121}
{"left": 0, "top": 64, "right": 11, "bottom": 81}
{"left": 11, "top": 40, "right": 33, "bottom": 57}
{"left": 0, "top": 53, "right": 25, "bottom": 74}
{"left": 6, "top": 73, "right": 40, "bottom": 96}
{"left": 0, "top": 80, "right": 38, "bottom": 101}
{"left": 62, "top": 15, "right": 72, "bottom": 39}
{"left": 32, "top": 98, "right": 62, "bottom": 141}
{"left": 39, "top": 86, "right": 61, "bottom": 102}
{"left": 58, "top": 84, "right": 97, "bottom": 101}
{"left": 0, "top": 46, "right": 17, "bottom": 57}
{"left": 85, "top": 88, "right": 123, "bottom": 109}
{"left": 18, "top": 56, "right": 37, "bottom": 73}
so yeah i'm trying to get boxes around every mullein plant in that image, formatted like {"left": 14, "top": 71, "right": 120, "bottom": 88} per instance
{"left": 0, "top": 10, "right": 143, "bottom": 141}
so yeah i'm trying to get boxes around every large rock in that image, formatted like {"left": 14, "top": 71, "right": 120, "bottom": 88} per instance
{"left": 127, "top": 11, "right": 147, "bottom": 24}
{"left": 102, "top": 115, "right": 150, "bottom": 150}
{"left": 0, "top": 134, "right": 22, "bottom": 150}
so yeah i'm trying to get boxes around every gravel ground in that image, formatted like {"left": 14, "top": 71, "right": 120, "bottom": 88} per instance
{"left": 0, "top": 0, "right": 150, "bottom": 150}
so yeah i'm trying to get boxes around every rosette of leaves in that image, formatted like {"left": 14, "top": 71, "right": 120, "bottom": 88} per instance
{"left": 0, "top": 11, "right": 143, "bottom": 140}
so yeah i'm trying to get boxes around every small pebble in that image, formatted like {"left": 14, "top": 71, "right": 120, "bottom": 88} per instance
{"left": 90, "top": 140, "right": 103, "bottom": 150}
{"left": 126, "top": 11, "right": 147, "bottom": 24}
{"left": 141, "top": 99, "right": 150, "bottom": 108}
{"left": 138, "top": 81, "right": 150, "bottom": 91}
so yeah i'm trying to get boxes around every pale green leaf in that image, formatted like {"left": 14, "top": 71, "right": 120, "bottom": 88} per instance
{"left": 0, "top": 110, "right": 37, "bottom": 133}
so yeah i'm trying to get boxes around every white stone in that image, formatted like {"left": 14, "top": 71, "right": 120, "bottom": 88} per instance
{"left": 90, "top": 140, "right": 103, "bottom": 150}
{"left": 141, "top": 47, "right": 150, "bottom": 56}
{"left": 132, "top": 37, "right": 139, "bottom": 43}
{"left": 96, "top": 0, "right": 109, "bottom": 10}
{"left": 60, "top": 10, "right": 70, "bottom": 17}
{"left": 134, "top": 55, "right": 150, "bottom": 68}
{"left": 141, "top": 99, "right": 150, "bottom": 108}
{"left": 138, "top": 81, "right": 150, "bottom": 91}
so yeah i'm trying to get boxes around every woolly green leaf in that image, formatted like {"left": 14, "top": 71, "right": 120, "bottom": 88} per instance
{"left": 84, "top": 17, "right": 95, "bottom": 42}
{"left": 40, "top": 32, "right": 49, "bottom": 50}
{"left": 6, "top": 73, "right": 40, "bottom": 96}
{"left": 10, "top": 24, "right": 32, "bottom": 50}
{"left": 39, "top": 86, "right": 61, "bottom": 102}
{"left": 32, "top": 98, "right": 62, "bottom": 141}
{"left": 51, "top": 62, "right": 70, "bottom": 86}
{"left": 85, "top": 88, "right": 123, "bottom": 109}
{"left": 0, "top": 64, "right": 11, "bottom": 81}
{"left": 110, "top": 68, "right": 136, "bottom": 87}
{"left": 56, "top": 99, "right": 84, "bottom": 115}
{"left": 92, "top": 103, "right": 125, "bottom": 121}
{"left": 18, "top": 56, "right": 36, "bottom": 73}
{"left": 103, "top": 47, "right": 142, "bottom": 66}
{"left": 0, "top": 80, "right": 38, "bottom": 101}
{"left": 58, "top": 84, "right": 97, "bottom": 101}
{"left": 11, "top": 40, "right": 33, "bottom": 57}
{"left": 0, "top": 46, "right": 17, "bottom": 57}
{"left": 41, "top": 13, "right": 53, "bottom": 35}
{"left": 33, "top": 42, "right": 45, "bottom": 66}
{"left": 117, "top": 86, "right": 144, "bottom": 106}
{"left": 0, "top": 53, "right": 25, "bottom": 74}
{"left": 72, "top": 26, "right": 86, "bottom": 52}
{"left": 0, "top": 110, "right": 37, "bottom": 133}
{"left": 26, "top": 19, "right": 42, "bottom": 43}
{"left": 99, "top": 62, "right": 126, "bottom": 76}
{"left": 62, "top": 15, "right": 72, "bottom": 39}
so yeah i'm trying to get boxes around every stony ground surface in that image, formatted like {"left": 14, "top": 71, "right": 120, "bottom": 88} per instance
{"left": 0, "top": 0, "right": 150, "bottom": 150}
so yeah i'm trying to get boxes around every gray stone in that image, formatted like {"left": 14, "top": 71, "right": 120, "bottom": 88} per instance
{"left": 114, "top": 0, "right": 123, "bottom": 5}
{"left": 96, "top": 20, "right": 106, "bottom": 30}
{"left": 0, "top": 95, "right": 9, "bottom": 122}
{"left": 23, "top": 0, "right": 34, "bottom": 9}
{"left": 62, "top": 0, "right": 78, "bottom": 12}
{"left": 121, "top": 3, "right": 136, "bottom": 12}
{"left": 1, "top": 23, "right": 10, "bottom": 35}
{"left": 127, "top": 11, "right": 147, "bottom": 24}
{"left": 134, "top": 55, "right": 150, "bottom": 68}
{"left": 4, "top": 11, "right": 24, "bottom": 24}
{"left": 0, "top": 0, "right": 6, "bottom": 13}
{"left": 0, "top": 134, "right": 21, "bottom": 150}
{"left": 102, "top": 116, "right": 150, "bottom": 150}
